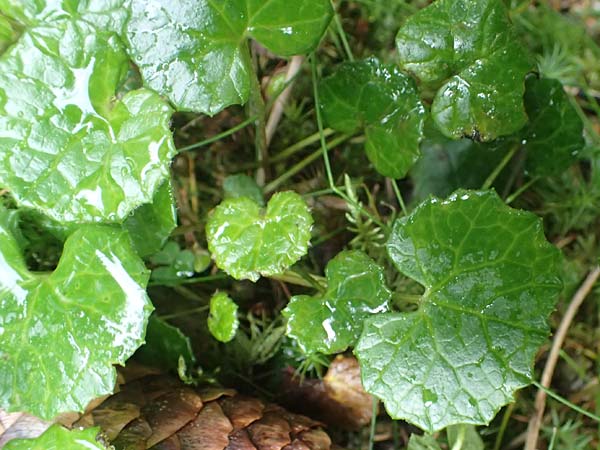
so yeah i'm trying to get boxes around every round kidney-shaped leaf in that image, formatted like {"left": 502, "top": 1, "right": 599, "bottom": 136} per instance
{"left": 355, "top": 190, "right": 562, "bottom": 432}
{"left": 396, "top": 0, "right": 532, "bottom": 141}
{"left": 4, "top": 425, "right": 107, "bottom": 450}
{"left": 0, "top": 207, "right": 153, "bottom": 420}
{"left": 206, "top": 192, "right": 313, "bottom": 282}
{"left": 126, "top": 0, "right": 333, "bottom": 114}
{"left": 319, "top": 58, "right": 426, "bottom": 178}
{"left": 0, "top": 18, "right": 175, "bottom": 223}
{"left": 283, "top": 250, "right": 390, "bottom": 354}
{"left": 208, "top": 292, "right": 239, "bottom": 343}
{"left": 523, "top": 77, "right": 584, "bottom": 176}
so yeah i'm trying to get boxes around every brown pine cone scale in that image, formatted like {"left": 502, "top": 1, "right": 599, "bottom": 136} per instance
{"left": 74, "top": 375, "right": 333, "bottom": 450}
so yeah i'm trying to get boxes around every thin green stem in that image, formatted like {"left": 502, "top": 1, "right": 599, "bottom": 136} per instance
{"left": 505, "top": 177, "right": 540, "bottom": 204}
{"left": 331, "top": 0, "right": 354, "bottom": 61}
{"left": 547, "top": 427, "right": 558, "bottom": 450}
{"left": 532, "top": 381, "right": 600, "bottom": 422}
{"left": 390, "top": 178, "right": 408, "bottom": 216}
{"left": 270, "top": 271, "right": 327, "bottom": 288}
{"left": 368, "top": 397, "right": 378, "bottom": 450}
{"left": 264, "top": 133, "right": 352, "bottom": 194}
{"left": 177, "top": 117, "right": 256, "bottom": 153}
{"left": 159, "top": 305, "right": 209, "bottom": 320}
{"left": 270, "top": 129, "right": 335, "bottom": 163}
{"left": 482, "top": 143, "right": 520, "bottom": 190}
{"left": 451, "top": 424, "right": 466, "bottom": 450}
{"left": 246, "top": 44, "right": 268, "bottom": 185}
{"left": 493, "top": 402, "right": 515, "bottom": 450}
{"left": 310, "top": 53, "right": 387, "bottom": 231}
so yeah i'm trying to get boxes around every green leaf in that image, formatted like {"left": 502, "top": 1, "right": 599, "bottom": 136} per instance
{"left": 125, "top": 181, "right": 177, "bottom": 258}
{"left": 4, "top": 425, "right": 107, "bottom": 450}
{"left": 407, "top": 434, "right": 441, "bottom": 450}
{"left": 355, "top": 190, "right": 562, "bottom": 432}
{"left": 0, "top": 207, "right": 153, "bottom": 420}
{"left": 206, "top": 191, "right": 313, "bottom": 282}
{"left": 319, "top": 57, "right": 426, "bottom": 178}
{"left": 223, "top": 174, "right": 265, "bottom": 206}
{"left": 149, "top": 241, "right": 196, "bottom": 286}
{"left": 396, "top": 0, "right": 532, "bottom": 140}
{"left": 125, "top": 0, "right": 333, "bottom": 114}
{"left": 447, "top": 425, "right": 484, "bottom": 450}
{"left": 522, "top": 77, "right": 584, "bottom": 176}
{"left": 134, "top": 315, "right": 195, "bottom": 370}
{"left": 0, "top": 0, "right": 128, "bottom": 35}
{"left": 283, "top": 250, "right": 390, "bottom": 354}
{"left": 208, "top": 292, "right": 239, "bottom": 343}
{"left": 0, "top": 17, "right": 175, "bottom": 224}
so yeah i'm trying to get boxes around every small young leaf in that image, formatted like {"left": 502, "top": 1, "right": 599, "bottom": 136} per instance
{"left": 208, "top": 292, "right": 239, "bottom": 343}
{"left": 134, "top": 315, "right": 195, "bottom": 371}
{"left": 319, "top": 58, "right": 426, "bottom": 178}
{"left": 0, "top": 17, "right": 175, "bottom": 223}
{"left": 4, "top": 425, "right": 107, "bottom": 450}
{"left": 206, "top": 191, "right": 313, "bottom": 282}
{"left": 355, "top": 190, "right": 562, "bottom": 432}
{"left": 126, "top": 0, "right": 333, "bottom": 114}
{"left": 447, "top": 424, "right": 484, "bottom": 450}
{"left": 0, "top": 207, "right": 153, "bottom": 420}
{"left": 523, "top": 77, "right": 584, "bottom": 176}
{"left": 396, "top": 0, "right": 532, "bottom": 140}
{"left": 283, "top": 250, "right": 390, "bottom": 354}
{"left": 149, "top": 241, "right": 196, "bottom": 286}
{"left": 125, "top": 181, "right": 177, "bottom": 258}
{"left": 223, "top": 174, "right": 265, "bottom": 206}
{"left": 407, "top": 434, "right": 441, "bottom": 450}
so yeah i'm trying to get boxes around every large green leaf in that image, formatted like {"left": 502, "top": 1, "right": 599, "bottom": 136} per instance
{"left": 0, "top": 207, "right": 153, "bottom": 420}
{"left": 4, "top": 425, "right": 107, "bottom": 450}
{"left": 0, "top": 0, "right": 128, "bottom": 35}
{"left": 319, "top": 58, "right": 426, "bottom": 178}
{"left": 283, "top": 250, "right": 390, "bottom": 354}
{"left": 522, "top": 77, "right": 584, "bottom": 176}
{"left": 126, "top": 0, "right": 333, "bottom": 114}
{"left": 396, "top": 0, "right": 532, "bottom": 140}
{"left": 355, "top": 190, "right": 562, "bottom": 432}
{"left": 206, "top": 191, "right": 313, "bottom": 282}
{"left": 0, "top": 14, "right": 175, "bottom": 224}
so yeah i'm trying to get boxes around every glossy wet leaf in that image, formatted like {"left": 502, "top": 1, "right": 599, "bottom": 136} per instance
{"left": 208, "top": 292, "right": 239, "bottom": 343}
{"left": 149, "top": 241, "right": 196, "bottom": 286}
{"left": 283, "top": 251, "right": 390, "bottom": 354}
{"left": 134, "top": 315, "right": 195, "bottom": 370}
{"left": 4, "top": 425, "right": 106, "bottom": 450}
{"left": 0, "top": 207, "right": 153, "bottom": 420}
{"left": 206, "top": 191, "right": 313, "bottom": 282}
{"left": 396, "top": 0, "right": 532, "bottom": 140}
{"left": 126, "top": 0, "right": 333, "bottom": 114}
{"left": 320, "top": 58, "right": 426, "bottom": 178}
{"left": 523, "top": 77, "right": 584, "bottom": 176}
{"left": 125, "top": 182, "right": 177, "bottom": 258}
{"left": 0, "top": 16, "right": 175, "bottom": 224}
{"left": 355, "top": 190, "right": 562, "bottom": 432}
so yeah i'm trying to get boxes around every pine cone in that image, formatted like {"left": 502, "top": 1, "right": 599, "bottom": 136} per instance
{"left": 73, "top": 372, "right": 336, "bottom": 450}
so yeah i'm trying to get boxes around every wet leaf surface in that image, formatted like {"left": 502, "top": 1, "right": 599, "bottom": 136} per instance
{"left": 206, "top": 192, "right": 313, "bottom": 282}
{"left": 355, "top": 190, "right": 562, "bottom": 432}
{"left": 126, "top": 0, "right": 333, "bottom": 114}
{"left": 3, "top": 425, "right": 107, "bottom": 450}
{"left": 522, "top": 76, "right": 585, "bottom": 176}
{"left": 0, "top": 6, "right": 175, "bottom": 223}
{"left": 0, "top": 206, "right": 152, "bottom": 419}
{"left": 396, "top": 0, "right": 532, "bottom": 140}
{"left": 319, "top": 58, "right": 426, "bottom": 178}
{"left": 208, "top": 292, "right": 239, "bottom": 343}
{"left": 283, "top": 250, "right": 390, "bottom": 354}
